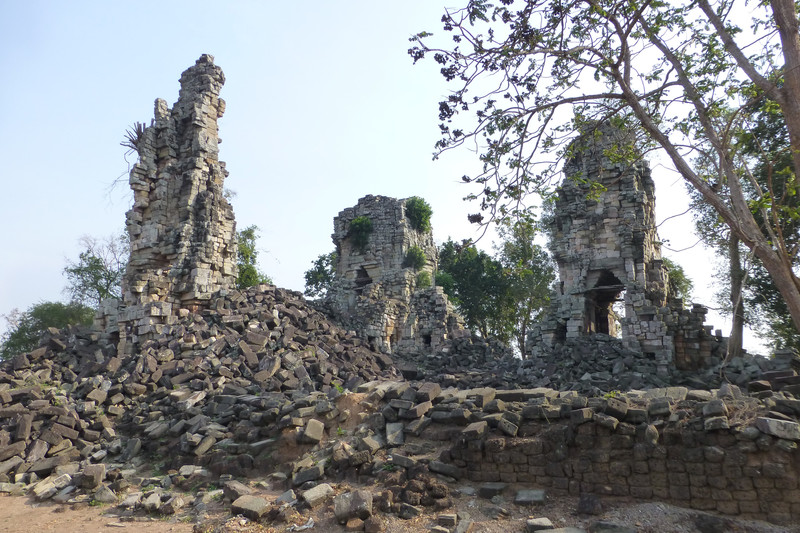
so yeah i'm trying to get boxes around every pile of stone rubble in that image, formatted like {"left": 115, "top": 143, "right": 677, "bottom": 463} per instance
{"left": 399, "top": 333, "right": 795, "bottom": 396}
{"left": 0, "top": 285, "right": 798, "bottom": 531}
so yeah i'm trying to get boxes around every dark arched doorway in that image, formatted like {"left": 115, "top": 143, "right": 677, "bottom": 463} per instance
{"left": 585, "top": 270, "right": 625, "bottom": 335}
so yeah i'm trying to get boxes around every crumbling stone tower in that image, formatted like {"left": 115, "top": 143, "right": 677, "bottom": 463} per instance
{"left": 327, "top": 195, "right": 464, "bottom": 354}
{"left": 531, "top": 123, "right": 681, "bottom": 369}
{"left": 100, "top": 55, "right": 237, "bottom": 343}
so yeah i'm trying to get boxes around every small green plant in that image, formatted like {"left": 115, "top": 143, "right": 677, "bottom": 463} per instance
{"left": 381, "top": 463, "right": 398, "bottom": 472}
{"left": 416, "top": 271, "right": 431, "bottom": 289}
{"left": 603, "top": 390, "right": 621, "bottom": 399}
{"left": 404, "top": 246, "right": 427, "bottom": 271}
{"left": 333, "top": 382, "right": 344, "bottom": 394}
{"left": 349, "top": 216, "right": 373, "bottom": 251}
{"left": 337, "top": 426, "right": 346, "bottom": 436}
{"left": 405, "top": 196, "right": 433, "bottom": 232}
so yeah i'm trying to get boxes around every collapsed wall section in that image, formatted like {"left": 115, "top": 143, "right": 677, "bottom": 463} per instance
{"left": 326, "top": 195, "right": 466, "bottom": 355}
{"left": 445, "top": 388, "right": 800, "bottom": 525}
{"left": 98, "top": 54, "right": 237, "bottom": 346}
{"left": 529, "top": 123, "right": 718, "bottom": 372}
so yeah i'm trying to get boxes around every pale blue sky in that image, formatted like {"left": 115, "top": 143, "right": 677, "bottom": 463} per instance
{"left": 0, "top": 2, "right": 753, "bottom": 349}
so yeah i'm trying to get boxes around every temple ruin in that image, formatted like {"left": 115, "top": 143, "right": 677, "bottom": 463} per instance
{"left": 97, "top": 54, "right": 237, "bottom": 348}
{"left": 326, "top": 195, "right": 466, "bottom": 355}
{"left": 3, "top": 57, "right": 798, "bottom": 530}
{"left": 529, "top": 123, "right": 717, "bottom": 372}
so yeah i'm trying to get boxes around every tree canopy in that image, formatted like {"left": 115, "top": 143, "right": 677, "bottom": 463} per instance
{"left": 236, "top": 225, "right": 273, "bottom": 289}
{"left": 0, "top": 301, "right": 94, "bottom": 360}
{"left": 304, "top": 252, "right": 337, "bottom": 298}
{"left": 64, "top": 233, "right": 127, "bottom": 307}
{"left": 437, "top": 226, "right": 555, "bottom": 354}
{"left": 411, "top": 0, "right": 800, "bottom": 336}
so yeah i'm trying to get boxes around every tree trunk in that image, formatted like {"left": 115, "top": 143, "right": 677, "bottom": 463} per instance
{"left": 771, "top": 0, "right": 800, "bottom": 185}
{"left": 728, "top": 235, "right": 744, "bottom": 360}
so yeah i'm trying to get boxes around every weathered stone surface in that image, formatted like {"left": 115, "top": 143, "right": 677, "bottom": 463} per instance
{"left": 142, "top": 492, "right": 162, "bottom": 512}
{"left": 438, "top": 513, "right": 458, "bottom": 527}
{"left": 429, "top": 460, "right": 463, "bottom": 479}
{"left": 462, "top": 421, "right": 488, "bottom": 440}
{"left": 301, "top": 418, "right": 325, "bottom": 444}
{"left": 478, "top": 483, "right": 506, "bottom": 499}
{"left": 231, "top": 495, "right": 269, "bottom": 520}
{"left": 364, "top": 516, "right": 384, "bottom": 533}
{"left": 398, "top": 503, "right": 422, "bottom": 519}
{"left": 0, "top": 441, "right": 25, "bottom": 462}
{"left": 334, "top": 489, "right": 373, "bottom": 523}
{"left": 97, "top": 54, "right": 237, "bottom": 343}
{"left": 528, "top": 122, "right": 720, "bottom": 377}
{"left": 80, "top": 464, "right": 105, "bottom": 489}
{"left": 161, "top": 495, "right": 185, "bottom": 514}
{"left": 302, "top": 483, "right": 334, "bottom": 508}
{"left": 756, "top": 417, "right": 800, "bottom": 441}
{"left": 33, "top": 474, "right": 72, "bottom": 500}
{"left": 223, "top": 480, "right": 253, "bottom": 501}
{"left": 515, "top": 489, "right": 546, "bottom": 505}
{"left": 386, "top": 422, "right": 405, "bottom": 447}
{"left": 326, "top": 195, "right": 464, "bottom": 357}
{"left": 93, "top": 484, "right": 118, "bottom": 504}
{"left": 526, "top": 517, "right": 555, "bottom": 531}
{"left": 292, "top": 464, "right": 324, "bottom": 486}
{"left": 704, "top": 416, "right": 730, "bottom": 431}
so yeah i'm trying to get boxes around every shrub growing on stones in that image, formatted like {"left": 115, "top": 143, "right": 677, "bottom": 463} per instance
{"left": 416, "top": 271, "right": 431, "bottom": 289}
{"left": 405, "top": 196, "right": 432, "bottom": 233}
{"left": 405, "top": 246, "right": 427, "bottom": 270}
{"left": 349, "top": 216, "right": 373, "bottom": 251}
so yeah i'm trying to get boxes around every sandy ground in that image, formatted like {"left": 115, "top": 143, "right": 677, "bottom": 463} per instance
{"left": 0, "top": 496, "right": 194, "bottom": 533}
{"left": 3, "top": 490, "right": 800, "bottom": 533}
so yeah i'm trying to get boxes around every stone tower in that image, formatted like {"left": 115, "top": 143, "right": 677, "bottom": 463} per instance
{"left": 327, "top": 195, "right": 464, "bottom": 354}
{"left": 101, "top": 55, "right": 237, "bottom": 343}
{"left": 532, "top": 123, "right": 676, "bottom": 366}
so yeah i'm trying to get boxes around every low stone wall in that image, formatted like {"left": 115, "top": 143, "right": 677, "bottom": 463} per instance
{"left": 446, "top": 407, "right": 800, "bottom": 525}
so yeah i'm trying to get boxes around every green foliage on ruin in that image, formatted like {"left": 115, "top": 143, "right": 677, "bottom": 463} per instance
{"left": 405, "top": 196, "right": 433, "bottom": 233}
{"left": 663, "top": 258, "right": 693, "bottom": 304}
{"left": 236, "top": 225, "right": 273, "bottom": 289}
{"left": 404, "top": 246, "right": 427, "bottom": 271}
{"left": 348, "top": 216, "right": 373, "bottom": 252}
{"left": 416, "top": 271, "right": 431, "bottom": 289}
{"left": 0, "top": 301, "right": 94, "bottom": 361}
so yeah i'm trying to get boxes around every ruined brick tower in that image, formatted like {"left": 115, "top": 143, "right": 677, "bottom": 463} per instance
{"left": 99, "top": 55, "right": 237, "bottom": 343}
{"left": 530, "top": 123, "right": 707, "bottom": 371}
{"left": 327, "top": 195, "right": 465, "bottom": 354}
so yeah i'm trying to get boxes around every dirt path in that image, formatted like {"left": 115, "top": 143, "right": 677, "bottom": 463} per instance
{"left": 0, "top": 496, "right": 194, "bottom": 533}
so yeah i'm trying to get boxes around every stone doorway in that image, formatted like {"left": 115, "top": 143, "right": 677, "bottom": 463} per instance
{"left": 585, "top": 270, "right": 625, "bottom": 336}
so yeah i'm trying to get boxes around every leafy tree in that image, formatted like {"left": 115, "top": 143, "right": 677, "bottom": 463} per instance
{"left": 304, "top": 252, "right": 337, "bottom": 298}
{"left": 687, "top": 91, "right": 798, "bottom": 354}
{"left": 410, "top": 0, "right": 800, "bottom": 335}
{"left": 747, "top": 263, "right": 800, "bottom": 351}
{"left": 405, "top": 196, "right": 433, "bottom": 232}
{"left": 64, "top": 233, "right": 128, "bottom": 307}
{"left": 495, "top": 221, "right": 555, "bottom": 356}
{"left": 0, "top": 301, "right": 94, "bottom": 360}
{"left": 662, "top": 257, "right": 694, "bottom": 304}
{"left": 236, "top": 225, "right": 273, "bottom": 289}
{"left": 437, "top": 239, "right": 514, "bottom": 343}
{"left": 434, "top": 270, "right": 456, "bottom": 296}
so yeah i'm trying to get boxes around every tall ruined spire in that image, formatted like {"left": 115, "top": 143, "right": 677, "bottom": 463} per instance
{"left": 118, "top": 54, "right": 237, "bottom": 338}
